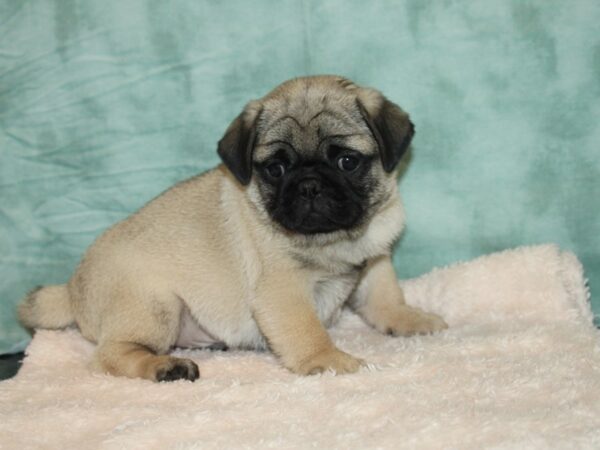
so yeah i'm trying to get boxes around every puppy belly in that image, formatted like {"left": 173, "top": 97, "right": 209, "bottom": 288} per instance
{"left": 175, "top": 303, "right": 266, "bottom": 351}
{"left": 313, "top": 274, "right": 359, "bottom": 326}
{"left": 174, "top": 275, "right": 356, "bottom": 351}
{"left": 175, "top": 306, "right": 223, "bottom": 349}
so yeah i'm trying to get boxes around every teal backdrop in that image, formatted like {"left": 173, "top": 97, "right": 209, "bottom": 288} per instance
{"left": 1, "top": 0, "right": 599, "bottom": 353}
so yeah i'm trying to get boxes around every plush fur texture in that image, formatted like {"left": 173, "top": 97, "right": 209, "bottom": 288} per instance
{"left": 2, "top": 245, "right": 599, "bottom": 449}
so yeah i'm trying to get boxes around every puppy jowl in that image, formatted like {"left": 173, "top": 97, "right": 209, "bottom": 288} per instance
{"left": 18, "top": 76, "right": 447, "bottom": 382}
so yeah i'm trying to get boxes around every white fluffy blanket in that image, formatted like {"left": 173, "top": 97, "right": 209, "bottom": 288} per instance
{"left": 2, "top": 245, "right": 599, "bottom": 449}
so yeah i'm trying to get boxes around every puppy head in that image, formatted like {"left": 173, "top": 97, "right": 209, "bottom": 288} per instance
{"left": 218, "top": 75, "right": 414, "bottom": 236}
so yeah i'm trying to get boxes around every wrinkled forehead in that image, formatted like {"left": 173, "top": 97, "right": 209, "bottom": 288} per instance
{"left": 254, "top": 88, "right": 375, "bottom": 160}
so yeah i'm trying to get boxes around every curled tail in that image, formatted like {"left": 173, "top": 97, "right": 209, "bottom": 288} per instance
{"left": 18, "top": 284, "right": 74, "bottom": 332}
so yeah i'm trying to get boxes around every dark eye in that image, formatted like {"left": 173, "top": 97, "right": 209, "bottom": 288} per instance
{"left": 337, "top": 155, "right": 360, "bottom": 172}
{"left": 265, "top": 162, "right": 285, "bottom": 178}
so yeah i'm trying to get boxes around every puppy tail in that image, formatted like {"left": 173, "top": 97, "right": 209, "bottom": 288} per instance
{"left": 17, "top": 284, "right": 74, "bottom": 333}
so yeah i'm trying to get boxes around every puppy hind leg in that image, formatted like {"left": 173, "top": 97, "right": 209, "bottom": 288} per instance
{"left": 94, "top": 341, "right": 199, "bottom": 382}
{"left": 91, "top": 290, "right": 199, "bottom": 382}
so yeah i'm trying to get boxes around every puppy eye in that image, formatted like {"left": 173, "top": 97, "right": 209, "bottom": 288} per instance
{"left": 265, "top": 162, "right": 286, "bottom": 178}
{"left": 337, "top": 155, "right": 360, "bottom": 172}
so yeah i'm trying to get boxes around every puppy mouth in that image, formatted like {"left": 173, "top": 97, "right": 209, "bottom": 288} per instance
{"left": 292, "top": 208, "right": 344, "bottom": 234}
{"left": 262, "top": 164, "right": 369, "bottom": 235}
{"left": 273, "top": 195, "right": 364, "bottom": 235}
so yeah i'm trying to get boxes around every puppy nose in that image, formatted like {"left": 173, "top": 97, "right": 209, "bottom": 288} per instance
{"left": 298, "top": 178, "right": 322, "bottom": 199}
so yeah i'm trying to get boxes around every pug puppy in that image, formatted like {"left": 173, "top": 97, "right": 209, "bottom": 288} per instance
{"left": 18, "top": 75, "right": 447, "bottom": 382}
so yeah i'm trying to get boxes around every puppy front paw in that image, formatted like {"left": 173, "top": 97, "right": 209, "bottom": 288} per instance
{"left": 293, "top": 348, "right": 364, "bottom": 375}
{"left": 380, "top": 305, "right": 448, "bottom": 337}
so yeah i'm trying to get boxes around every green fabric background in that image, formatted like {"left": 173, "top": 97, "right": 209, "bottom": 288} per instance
{"left": 1, "top": 0, "right": 599, "bottom": 353}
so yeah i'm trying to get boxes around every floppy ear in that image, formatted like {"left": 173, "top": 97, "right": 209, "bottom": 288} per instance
{"left": 356, "top": 98, "right": 415, "bottom": 173}
{"left": 217, "top": 104, "right": 262, "bottom": 185}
